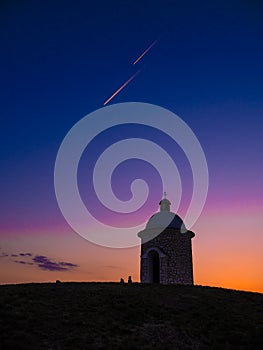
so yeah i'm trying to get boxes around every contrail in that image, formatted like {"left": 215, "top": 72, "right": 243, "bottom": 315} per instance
{"left": 133, "top": 38, "right": 159, "bottom": 65}
{"left": 103, "top": 70, "right": 141, "bottom": 106}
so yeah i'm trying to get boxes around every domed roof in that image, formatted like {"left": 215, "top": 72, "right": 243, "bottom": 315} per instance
{"left": 146, "top": 211, "right": 185, "bottom": 230}
{"left": 145, "top": 193, "right": 186, "bottom": 231}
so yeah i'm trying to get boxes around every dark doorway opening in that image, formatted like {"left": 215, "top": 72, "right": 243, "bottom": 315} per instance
{"left": 149, "top": 250, "right": 160, "bottom": 283}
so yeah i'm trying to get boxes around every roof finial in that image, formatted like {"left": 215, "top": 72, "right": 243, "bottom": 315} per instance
{"left": 159, "top": 191, "right": 171, "bottom": 211}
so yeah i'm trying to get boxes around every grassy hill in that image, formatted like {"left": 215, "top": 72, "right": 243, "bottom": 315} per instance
{"left": 0, "top": 282, "right": 262, "bottom": 349}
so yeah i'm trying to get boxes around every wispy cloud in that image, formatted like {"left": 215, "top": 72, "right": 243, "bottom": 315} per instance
{"left": 32, "top": 255, "right": 78, "bottom": 272}
{"left": 19, "top": 253, "right": 32, "bottom": 257}
{"left": 1, "top": 248, "right": 79, "bottom": 272}
{"left": 14, "top": 260, "right": 33, "bottom": 265}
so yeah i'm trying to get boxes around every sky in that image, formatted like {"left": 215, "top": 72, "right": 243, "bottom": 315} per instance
{"left": 1, "top": 0, "right": 263, "bottom": 292}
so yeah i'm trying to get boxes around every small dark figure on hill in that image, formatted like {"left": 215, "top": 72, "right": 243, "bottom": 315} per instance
{"left": 128, "top": 276, "right": 132, "bottom": 284}
{"left": 120, "top": 278, "right": 124, "bottom": 284}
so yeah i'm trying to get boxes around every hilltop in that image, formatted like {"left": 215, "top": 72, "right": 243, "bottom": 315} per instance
{"left": 0, "top": 283, "right": 262, "bottom": 349}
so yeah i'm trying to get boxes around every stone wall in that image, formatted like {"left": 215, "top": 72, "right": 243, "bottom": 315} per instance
{"left": 139, "top": 228, "right": 194, "bottom": 285}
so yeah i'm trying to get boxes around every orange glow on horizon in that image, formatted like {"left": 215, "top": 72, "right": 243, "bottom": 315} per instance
{"left": 1, "top": 207, "right": 262, "bottom": 293}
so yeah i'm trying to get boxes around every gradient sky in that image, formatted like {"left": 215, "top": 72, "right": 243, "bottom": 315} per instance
{"left": 1, "top": 0, "right": 263, "bottom": 292}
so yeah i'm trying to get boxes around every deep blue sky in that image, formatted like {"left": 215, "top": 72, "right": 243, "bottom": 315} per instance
{"left": 1, "top": 0, "right": 263, "bottom": 229}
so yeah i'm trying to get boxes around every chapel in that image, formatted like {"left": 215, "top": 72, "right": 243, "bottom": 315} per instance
{"left": 138, "top": 193, "right": 195, "bottom": 284}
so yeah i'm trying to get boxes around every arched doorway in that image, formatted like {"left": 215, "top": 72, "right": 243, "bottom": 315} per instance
{"left": 148, "top": 250, "right": 160, "bottom": 283}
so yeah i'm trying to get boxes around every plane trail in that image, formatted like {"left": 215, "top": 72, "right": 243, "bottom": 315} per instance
{"left": 133, "top": 38, "right": 159, "bottom": 65}
{"left": 103, "top": 70, "right": 141, "bottom": 106}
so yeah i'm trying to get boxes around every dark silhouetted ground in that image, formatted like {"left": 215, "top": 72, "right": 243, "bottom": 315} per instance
{"left": 0, "top": 282, "right": 262, "bottom": 349}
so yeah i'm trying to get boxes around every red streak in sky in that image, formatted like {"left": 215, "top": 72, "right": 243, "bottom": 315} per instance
{"left": 133, "top": 38, "right": 159, "bottom": 65}
{"left": 103, "top": 70, "right": 141, "bottom": 106}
